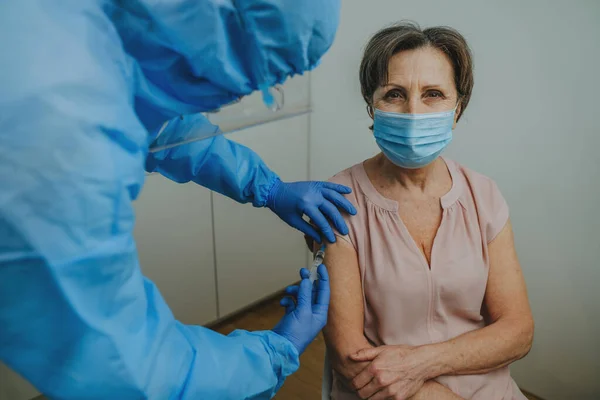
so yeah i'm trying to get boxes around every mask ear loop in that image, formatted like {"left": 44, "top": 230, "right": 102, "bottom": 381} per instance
{"left": 366, "top": 104, "right": 375, "bottom": 131}
{"left": 367, "top": 104, "right": 374, "bottom": 119}
{"left": 454, "top": 96, "right": 463, "bottom": 121}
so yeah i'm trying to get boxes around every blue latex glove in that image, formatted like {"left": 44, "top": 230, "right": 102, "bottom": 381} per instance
{"left": 273, "top": 265, "right": 330, "bottom": 355}
{"left": 267, "top": 180, "right": 357, "bottom": 243}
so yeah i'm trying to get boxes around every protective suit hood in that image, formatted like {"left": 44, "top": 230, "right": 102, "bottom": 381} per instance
{"left": 110, "top": 0, "right": 341, "bottom": 131}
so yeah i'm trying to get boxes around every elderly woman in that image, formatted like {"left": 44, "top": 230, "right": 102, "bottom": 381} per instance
{"left": 310, "top": 23, "right": 535, "bottom": 400}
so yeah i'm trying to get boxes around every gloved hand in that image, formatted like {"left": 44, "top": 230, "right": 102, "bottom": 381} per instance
{"left": 267, "top": 180, "right": 357, "bottom": 243}
{"left": 272, "top": 265, "right": 330, "bottom": 355}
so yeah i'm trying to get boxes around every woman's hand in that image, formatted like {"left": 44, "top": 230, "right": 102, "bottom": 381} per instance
{"left": 349, "top": 345, "right": 434, "bottom": 400}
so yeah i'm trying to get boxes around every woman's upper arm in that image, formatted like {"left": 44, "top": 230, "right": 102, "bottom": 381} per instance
{"left": 484, "top": 219, "right": 534, "bottom": 329}
{"left": 318, "top": 238, "right": 372, "bottom": 377}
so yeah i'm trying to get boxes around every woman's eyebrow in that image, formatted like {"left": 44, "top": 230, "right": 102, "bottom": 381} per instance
{"left": 382, "top": 82, "right": 448, "bottom": 90}
{"left": 381, "top": 83, "right": 405, "bottom": 89}
{"left": 421, "top": 84, "right": 446, "bottom": 90}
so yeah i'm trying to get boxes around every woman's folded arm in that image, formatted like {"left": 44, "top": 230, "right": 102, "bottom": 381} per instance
{"left": 421, "top": 220, "right": 534, "bottom": 379}
{"left": 317, "top": 238, "right": 374, "bottom": 383}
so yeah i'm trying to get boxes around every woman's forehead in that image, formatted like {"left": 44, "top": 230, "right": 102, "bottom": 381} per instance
{"left": 385, "top": 47, "right": 455, "bottom": 87}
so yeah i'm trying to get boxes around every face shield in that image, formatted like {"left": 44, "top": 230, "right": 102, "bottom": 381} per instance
{"left": 149, "top": 81, "right": 314, "bottom": 152}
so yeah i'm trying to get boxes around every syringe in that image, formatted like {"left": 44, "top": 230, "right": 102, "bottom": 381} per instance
{"left": 309, "top": 244, "right": 326, "bottom": 283}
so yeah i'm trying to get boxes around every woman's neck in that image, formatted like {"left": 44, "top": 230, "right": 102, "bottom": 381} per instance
{"left": 371, "top": 154, "right": 444, "bottom": 193}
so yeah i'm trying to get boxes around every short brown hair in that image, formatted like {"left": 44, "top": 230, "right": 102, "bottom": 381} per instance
{"left": 359, "top": 21, "right": 474, "bottom": 121}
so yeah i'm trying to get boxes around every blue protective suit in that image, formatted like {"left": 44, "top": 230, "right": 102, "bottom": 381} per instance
{"left": 0, "top": 1, "right": 339, "bottom": 399}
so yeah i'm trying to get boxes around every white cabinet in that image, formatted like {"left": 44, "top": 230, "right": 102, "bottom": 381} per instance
{"left": 136, "top": 114, "right": 310, "bottom": 321}
{"left": 213, "top": 115, "right": 310, "bottom": 317}
{"left": 134, "top": 175, "right": 218, "bottom": 325}
{"left": 134, "top": 72, "right": 311, "bottom": 323}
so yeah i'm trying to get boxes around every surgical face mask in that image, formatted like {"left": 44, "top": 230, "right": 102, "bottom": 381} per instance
{"left": 373, "top": 108, "right": 456, "bottom": 169}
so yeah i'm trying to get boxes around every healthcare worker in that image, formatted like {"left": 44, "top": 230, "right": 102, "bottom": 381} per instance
{"left": 0, "top": 1, "right": 353, "bottom": 399}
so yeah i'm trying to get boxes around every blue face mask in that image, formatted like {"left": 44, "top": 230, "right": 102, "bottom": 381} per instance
{"left": 373, "top": 108, "right": 456, "bottom": 169}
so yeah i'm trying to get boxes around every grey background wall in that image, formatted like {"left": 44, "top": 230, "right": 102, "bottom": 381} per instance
{"left": 309, "top": 1, "right": 600, "bottom": 399}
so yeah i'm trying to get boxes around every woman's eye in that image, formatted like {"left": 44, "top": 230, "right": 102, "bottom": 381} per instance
{"left": 385, "top": 90, "right": 402, "bottom": 99}
{"left": 426, "top": 90, "right": 444, "bottom": 98}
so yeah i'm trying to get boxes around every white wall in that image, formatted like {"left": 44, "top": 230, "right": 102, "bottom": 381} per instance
{"left": 310, "top": 1, "right": 600, "bottom": 399}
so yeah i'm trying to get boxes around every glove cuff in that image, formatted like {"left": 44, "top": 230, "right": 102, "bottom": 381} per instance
{"left": 266, "top": 177, "right": 282, "bottom": 210}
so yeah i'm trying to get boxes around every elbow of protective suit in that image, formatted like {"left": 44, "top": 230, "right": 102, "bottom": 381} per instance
{"left": 174, "top": 325, "right": 300, "bottom": 400}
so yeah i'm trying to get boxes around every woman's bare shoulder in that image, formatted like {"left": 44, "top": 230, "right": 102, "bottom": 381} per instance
{"left": 448, "top": 159, "right": 509, "bottom": 243}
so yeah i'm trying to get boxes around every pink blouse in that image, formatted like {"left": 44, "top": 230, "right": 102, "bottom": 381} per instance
{"left": 328, "top": 158, "right": 526, "bottom": 400}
